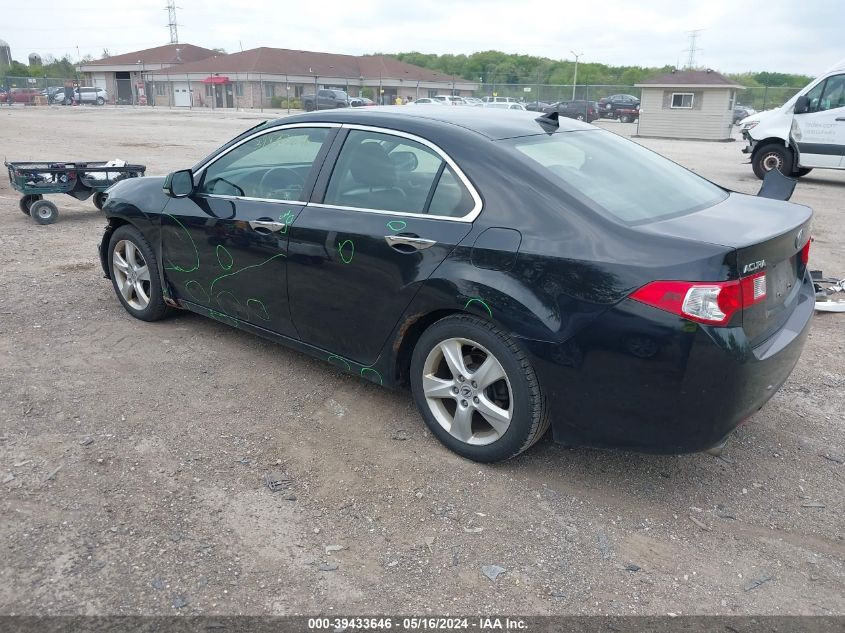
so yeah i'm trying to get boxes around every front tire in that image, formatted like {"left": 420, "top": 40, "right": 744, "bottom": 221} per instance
{"left": 410, "top": 315, "right": 549, "bottom": 462}
{"left": 619, "top": 114, "right": 630, "bottom": 123}
{"left": 303, "top": 101, "right": 314, "bottom": 112}
{"left": 752, "top": 143, "right": 793, "bottom": 180}
{"left": 19, "top": 194, "right": 42, "bottom": 215}
{"left": 108, "top": 225, "right": 170, "bottom": 321}
{"left": 93, "top": 192, "right": 107, "bottom": 210}
{"left": 96, "top": 97, "right": 105, "bottom": 105}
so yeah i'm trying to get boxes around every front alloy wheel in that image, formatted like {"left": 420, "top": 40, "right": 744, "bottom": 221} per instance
{"left": 112, "top": 239, "right": 151, "bottom": 310}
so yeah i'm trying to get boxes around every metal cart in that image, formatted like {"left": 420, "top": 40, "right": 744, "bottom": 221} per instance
{"left": 5, "top": 161, "right": 146, "bottom": 224}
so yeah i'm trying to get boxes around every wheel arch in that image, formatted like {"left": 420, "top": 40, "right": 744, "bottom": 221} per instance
{"left": 99, "top": 217, "right": 132, "bottom": 278}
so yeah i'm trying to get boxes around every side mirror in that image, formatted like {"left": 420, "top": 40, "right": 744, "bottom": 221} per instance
{"left": 794, "top": 95, "right": 809, "bottom": 114}
{"left": 163, "top": 169, "right": 194, "bottom": 198}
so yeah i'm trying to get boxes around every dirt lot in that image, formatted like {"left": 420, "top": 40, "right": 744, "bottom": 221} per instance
{"left": 0, "top": 105, "right": 843, "bottom": 616}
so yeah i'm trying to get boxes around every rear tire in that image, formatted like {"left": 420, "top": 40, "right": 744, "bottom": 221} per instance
{"left": 752, "top": 143, "right": 793, "bottom": 180}
{"left": 29, "top": 200, "right": 58, "bottom": 224}
{"left": 108, "top": 225, "right": 170, "bottom": 322}
{"left": 619, "top": 114, "right": 630, "bottom": 123}
{"left": 19, "top": 194, "right": 42, "bottom": 215}
{"left": 304, "top": 101, "right": 314, "bottom": 112}
{"left": 410, "top": 314, "right": 549, "bottom": 462}
{"left": 96, "top": 97, "right": 105, "bottom": 105}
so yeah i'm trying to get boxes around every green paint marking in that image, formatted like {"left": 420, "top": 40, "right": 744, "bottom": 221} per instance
{"left": 208, "top": 309, "right": 239, "bottom": 328}
{"left": 247, "top": 298, "right": 270, "bottom": 321}
{"left": 386, "top": 220, "right": 407, "bottom": 232}
{"left": 185, "top": 280, "right": 209, "bottom": 303}
{"left": 360, "top": 367, "right": 383, "bottom": 385}
{"left": 278, "top": 210, "right": 296, "bottom": 234}
{"left": 337, "top": 239, "right": 355, "bottom": 264}
{"left": 464, "top": 297, "right": 493, "bottom": 318}
{"left": 215, "top": 291, "right": 243, "bottom": 319}
{"left": 209, "top": 253, "right": 286, "bottom": 296}
{"left": 216, "top": 244, "right": 233, "bottom": 270}
{"left": 327, "top": 355, "right": 351, "bottom": 371}
{"left": 162, "top": 213, "right": 200, "bottom": 273}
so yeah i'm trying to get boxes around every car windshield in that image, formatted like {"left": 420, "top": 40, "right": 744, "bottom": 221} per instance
{"left": 507, "top": 130, "right": 727, "bottom": 224}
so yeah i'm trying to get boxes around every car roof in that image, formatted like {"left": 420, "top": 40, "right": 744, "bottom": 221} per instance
{"left": 271, "top": 106, "right": 593, "bottom": 140}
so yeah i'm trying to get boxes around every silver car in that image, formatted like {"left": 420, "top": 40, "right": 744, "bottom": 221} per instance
{"left": 74, "top": 87, "right": 109, "bottom": 105}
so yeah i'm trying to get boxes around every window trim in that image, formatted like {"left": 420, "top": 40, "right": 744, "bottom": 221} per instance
{"left": 670, "top": 92, "right": 695, "bottom": 109}
{"left": 310, "top": 124, "right": 483, "bottom": 222}
{"left": 193, "top": 122, "right": 341, "bottom": 205}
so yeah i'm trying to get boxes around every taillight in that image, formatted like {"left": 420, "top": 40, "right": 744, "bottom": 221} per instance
{"left": 799, "top": 239, "right": 810, "bottom": 265}
{"left": 631, "top": 272, "right": 766, "bottom": 325}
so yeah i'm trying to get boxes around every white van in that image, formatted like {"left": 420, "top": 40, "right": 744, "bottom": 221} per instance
{"left": 740, "top": 58, "right": 845, "bottom": 179}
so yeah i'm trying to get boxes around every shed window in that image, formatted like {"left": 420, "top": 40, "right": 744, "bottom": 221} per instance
{"left": 671, "top": 93, "right": 694, "bottom": 108}
{"left": 234, "top": 82, "right": 244, "bottom": 97}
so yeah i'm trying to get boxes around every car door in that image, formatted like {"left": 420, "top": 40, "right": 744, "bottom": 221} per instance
{"left": 287, "top": 126, "right": 481, "bottom": 366}
{"left": 160, "top": 123, "right": 339, "bottom": 337}
{"left": 792, "top": 73, "right": 845, "bottom": 168}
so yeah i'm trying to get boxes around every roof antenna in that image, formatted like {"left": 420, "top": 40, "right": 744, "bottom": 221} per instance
{"left": 535, "top": 110, "right": 559, "bottom": 134}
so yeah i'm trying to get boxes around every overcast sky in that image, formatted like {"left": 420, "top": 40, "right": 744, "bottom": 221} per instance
{"left": 3, "top": 0, "right": 842, "bottom": 76}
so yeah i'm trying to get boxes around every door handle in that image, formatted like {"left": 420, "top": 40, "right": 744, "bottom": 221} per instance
{"left": 249, "top": 219, "right": 286, "bottom": 233}
{"left": 836, "top": 117, "right": 845, "bottom": 121}
{"left": 384, "top": 234, "right": 437, "bottom": 250}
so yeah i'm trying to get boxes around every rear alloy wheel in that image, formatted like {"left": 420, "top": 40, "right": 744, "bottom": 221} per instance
{"left": 410, "top": 315, "right": 549, "bottom": 462}
{"left": 108, "top": 225, "right": 170, "bottom": 321}
{"left": 29, "top": 199, "right": 58, "bottom": 225}
{"left": 19, "top": 194, "right": 42, "bottom": 215}
{"left": 96, "top": 97, "right": 105, "bottom": 105}
{"left": 619, "top": 114, "right": 630, "bottom": 123}
{"left": 93, "top": 191, "right": 107, "bottom": 210}
{"left": 576, "top": 114, "right": 584, "bottom": 121}
{"left": 752, "top": 143, "right": 793, "bottom": 180}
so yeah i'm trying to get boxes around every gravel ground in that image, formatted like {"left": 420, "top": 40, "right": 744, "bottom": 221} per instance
{"left": 0, "top": 105, "right": 843, "bottom": 616}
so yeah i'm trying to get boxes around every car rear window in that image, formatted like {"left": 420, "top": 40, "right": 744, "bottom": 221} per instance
{"left": 507, "top": 130, "right": 727, "bottom": 223}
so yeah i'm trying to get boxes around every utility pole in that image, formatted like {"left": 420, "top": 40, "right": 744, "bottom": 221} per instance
{"left": 570, "top": 50, "right": 582, "bottom": 100}
{"left": 684, "top": 29, "right": 703, "bottom": 69}
{"left": 166, "top": 1, "right": 179, "bottom": 44}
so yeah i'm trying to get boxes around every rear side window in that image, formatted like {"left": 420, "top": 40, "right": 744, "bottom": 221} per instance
{"left": 509, "top": 130, "right": 727, "bottom": 224}
{"left": 323, "top": 129, "right": 474, "bottom": 217}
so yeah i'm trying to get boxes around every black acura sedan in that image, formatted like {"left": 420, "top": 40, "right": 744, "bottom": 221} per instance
{"left": 99, "top": 107, "right": 813, "bottom": 462}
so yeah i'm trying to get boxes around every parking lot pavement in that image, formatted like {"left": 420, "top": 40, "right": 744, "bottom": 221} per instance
{"left": 0, "top": 107, "right": 843, "bottom": 616}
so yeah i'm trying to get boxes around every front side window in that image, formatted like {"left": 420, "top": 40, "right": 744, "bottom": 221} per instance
{"left": 323, "top": 129, "right": 474, "bottom": 217}
{"left": 671, "top": 93, "right": 694, "bottom": 108}
{"left": 819, "top": 74, "right": 845, "bottom": 111}
{"left": 198, "top": 127, "right": 329, "bottom": 201}
{"left": 509, "top": 129, "right": 727, "bottom": 224}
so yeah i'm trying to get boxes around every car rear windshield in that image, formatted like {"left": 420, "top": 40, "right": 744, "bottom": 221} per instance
{"left": 507, "top": 130, "right": 727, "bottom": 223}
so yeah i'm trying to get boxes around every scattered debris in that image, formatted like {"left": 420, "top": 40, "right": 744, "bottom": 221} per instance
{"left": 151, "top": 579, "right": 165, "bottom": 590}
{"left": 820, "top": 452, "right": 845, "bottom": 465}
{"left": 463, "top": 526, "right": 483, "bottom": 533}
{"left": 812, "top": 271, "right": 845, "bottom": 312}
{"left": 481, "top": 565, "right": 505, "bottom": 582}
{"left": 625, "top": 563, "right": 641, "bottom": 572}
{"left": 391, "top": 429, "right": 410, "bottom": 441}
{"left": 42, "top": 464, "right": 62, "bottom": 485}
{"left": 172, "top": 596, "right": 189, "bottom": 609}
{"left": 744, "top": 575, "right": 772, "bottom": 592}
{"left": 424, "top": 536, "right": 435, "bottom": 553}
{"left": 319, "top": 563, "right": 339, "bottom": 572}
{"left": 716, "top": 455, "right": 735, "bottom": 465}
{"left": 325, "top": 545, "right": 346, "bottom": 554}
{"left": 386, "top": 560, "right": 398, "bottom": 568}
{"left": 451, "top": 547, "right": 459, "bottom": 567}
{"left": 801, "top": 500, "right": 826, "bottom": 508}
{"left": 2, "top": 473, "right": 14, "bottom": 484}
{"left": 79, "top": 436, "right": 94, "bottom": 446}
{"left": 689, "top": 515, "right": 712, "bottom": 532}
{"left": 549, "top": 590, "right": 567, "bottom": 599}
{"left": 264, "top": 471, "right": 292, "bottom": 492}
{"left": 283, "top": 494, "right": 297, "bottom": 501}
{"left": 717, "top": 507, "right": 737, "bottom": 520}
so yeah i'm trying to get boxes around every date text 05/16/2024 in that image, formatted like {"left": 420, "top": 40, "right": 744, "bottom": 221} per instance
{"left": 307, "top": 617, "right": 528, "bottom": 630}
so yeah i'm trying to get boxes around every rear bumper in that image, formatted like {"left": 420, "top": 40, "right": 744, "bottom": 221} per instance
{"left": 521, "top": 271, "right": 814, "bottom": 453}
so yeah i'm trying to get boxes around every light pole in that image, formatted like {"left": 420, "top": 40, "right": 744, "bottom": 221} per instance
{"left": 570, "top": 50, "right": 583, "bottom": 100}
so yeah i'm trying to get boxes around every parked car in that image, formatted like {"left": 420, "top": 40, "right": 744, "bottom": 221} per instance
{"left": 432, "top": 95, "right": 465, "bottom": 106}
{"left": 482, "top": 96, "right": 518, "bottom": 104}
{"left": 463, "top": 97, "right": 484, "bottom": 107}
{"left": 741, "top": 58, "right": 845, "bottom": 179}
{"left": 301, "top": 89, "right": 350, "bottom": 111}
{"left": 598, "top": 94, "right": 640, "bottom": 118}
{"left": 5, "top": 88, "right": 42, "bottom": 104}
{"left": 99, "top": 108, "right": 813, "bottom": 462}
{"left": 349, "top": 97, "right": 375, "bottom": 107}
{"left": 524, "top": 101, "right": 551, "bottom": 112}
{"left": 483, "top": 102, "right": 527, "bottom": 110}
{"left": 42, "top": 86, "right": 65, "bottom": 102}
{"left": 410, "top": 98, "right": 446, "bottom": 105}
{"left": 733, "top": 105, "right": 756, "bottom": 125}
{"left": 544, "top": 100, "right": 599, "bottom": 122}
{"left": 615, "top": 107, "right": 639, "bottom": 123}
{"left": 74, "top": 87, "right": 108, "bottom": 105}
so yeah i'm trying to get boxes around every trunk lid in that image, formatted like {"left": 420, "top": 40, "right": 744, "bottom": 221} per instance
{"left": 636, "top": 192, "right": 812, "bottom": 344}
